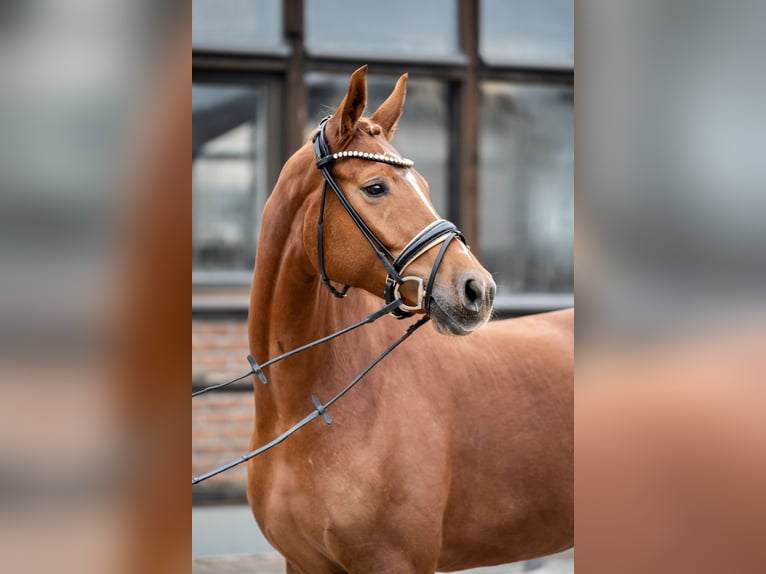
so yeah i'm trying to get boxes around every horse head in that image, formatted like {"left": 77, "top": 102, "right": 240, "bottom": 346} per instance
{"left": 302, "top": 65, "right": 496, "bottom": 335}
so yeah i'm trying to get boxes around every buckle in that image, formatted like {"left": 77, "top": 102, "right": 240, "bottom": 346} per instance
{"left": 393, "top": 276, "right": 425, "bottom": 313}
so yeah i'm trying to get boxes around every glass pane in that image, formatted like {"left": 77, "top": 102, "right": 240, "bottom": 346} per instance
{"left": 193, "top": 0, "right": 283, "bottom": 51}
{"left": 192, "top": 84, "right": 269, "bottom": 275}
{"left": 480, "top": 0, "right": 574, "bottom": 67}
{"left": 479, "top": 83, "right": 573, "bottom": 295}
{"left": 305, "top": 0, "right": 458, "bottom": 57}
{"left": 306, "top": 73, "right": 450, "bottom": 216}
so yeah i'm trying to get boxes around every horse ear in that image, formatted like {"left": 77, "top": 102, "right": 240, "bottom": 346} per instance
{"left": 328, "top": 65, "right": 368, "bottom": 145}
{"left": 370, "top": 73, "right": 407, "bottom": 140}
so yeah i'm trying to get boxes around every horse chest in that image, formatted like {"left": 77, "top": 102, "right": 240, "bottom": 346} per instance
{"left": 250, "top": 442, "right": 401, "bottom": 563}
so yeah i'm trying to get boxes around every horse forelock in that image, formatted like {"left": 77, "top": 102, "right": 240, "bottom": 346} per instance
{"left": 359, "top": 118, "right": 383, "bottom": 137}
{"left": 308, "top": 116, "right": 386, "bottom": 149}
{"left": 346, "top": 117, "right": 388, "bottom": 145}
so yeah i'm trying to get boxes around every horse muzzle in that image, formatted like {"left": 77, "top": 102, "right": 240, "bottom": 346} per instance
{"left": 429, "top": 271, "right": 496, "bottom": 336}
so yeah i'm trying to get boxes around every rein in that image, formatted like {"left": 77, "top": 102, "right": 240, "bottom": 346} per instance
{"left": 192, "top": 118, "right": 464, "bottom": 485}
{"left": 192, "top": 305, "right": 428, "bottom": 484}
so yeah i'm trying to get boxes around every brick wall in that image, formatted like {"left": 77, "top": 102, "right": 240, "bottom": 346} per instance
{"left": 192, "top": 318, "right": 251, "bottom": 383}
{"left": 193, "top": 317, "right": 253, "bottom": 502}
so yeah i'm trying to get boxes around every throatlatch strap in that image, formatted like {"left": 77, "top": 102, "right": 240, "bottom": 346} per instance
{"left": 317, "top": 180, "right": 350, "bottom": 298}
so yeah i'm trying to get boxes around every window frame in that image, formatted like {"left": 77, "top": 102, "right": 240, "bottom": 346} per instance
{"left": 192, "top": 0, "right": 574, "bottom": 318}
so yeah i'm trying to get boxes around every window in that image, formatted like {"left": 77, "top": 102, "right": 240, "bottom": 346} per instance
{"left": 480, "top": 83, "right": 574, "bottom": 296}
{"left": 305, "top": 0, "right": 459, "bottom": 58}
{"left": 192, "top": 0, "right": 284, "bottom": 52}
{"left": 480, "top": 0, "right": 574, "bottom": 67}
{"left": 477, "top": 0, "right": 574, "bottom": 306}
{"left": 192, "top": 83, "right": 270, "bottom": 282}
{"left": 192, "top": 0, "right": 574, "bottom": 315}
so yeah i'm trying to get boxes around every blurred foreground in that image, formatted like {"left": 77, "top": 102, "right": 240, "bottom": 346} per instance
{"left": 2, "top": 2, "right": 766, "bottom": 574}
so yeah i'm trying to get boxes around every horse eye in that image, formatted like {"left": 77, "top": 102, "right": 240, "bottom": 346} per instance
{"left": 362, "top": 183, "right": 387, "bottom": 197}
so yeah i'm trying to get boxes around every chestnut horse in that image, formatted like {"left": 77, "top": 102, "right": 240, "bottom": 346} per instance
{"left": 247, "top": 66, "right": 573, "bottom": 573}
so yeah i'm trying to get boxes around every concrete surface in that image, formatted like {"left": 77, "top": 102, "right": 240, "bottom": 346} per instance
{"left": 192, "top": 551, "right": 574, "bottom": 573}
{"left": 193, "top": 505, "right": 574, "bottom": 573}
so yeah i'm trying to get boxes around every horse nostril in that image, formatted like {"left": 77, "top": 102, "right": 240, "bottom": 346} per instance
{"left": 462, "top": 278, "right": 483, "bottom": 312}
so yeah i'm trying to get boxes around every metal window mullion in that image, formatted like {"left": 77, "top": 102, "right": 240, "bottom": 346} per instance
{"left": 456, "top": 0, "right": 480, "bottom": 251}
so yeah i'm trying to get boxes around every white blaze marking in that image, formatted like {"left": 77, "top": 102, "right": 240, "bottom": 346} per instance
{"left": 401, "top": 170, "right": 474, "bottom": 259}
{"left": 404, "top": 171, "right": 439, "bottom": 218}
{"left": 455, "top": 241, "right": 472, "bottom": 258}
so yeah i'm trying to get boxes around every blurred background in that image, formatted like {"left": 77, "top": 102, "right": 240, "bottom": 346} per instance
{"left": 191, "top": 0, "right": 573, "bottom": 571}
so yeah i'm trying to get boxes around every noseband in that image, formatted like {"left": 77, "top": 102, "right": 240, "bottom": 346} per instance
{"left": 312, "top": 116, "right": 464, "bottom": 318}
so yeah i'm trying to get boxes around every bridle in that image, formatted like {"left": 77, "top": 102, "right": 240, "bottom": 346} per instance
{"left": 192, "top": 117, "right": 467, "bottom": 485}
{"left": 313, "top": 116, "right": 464, "bottom": 317}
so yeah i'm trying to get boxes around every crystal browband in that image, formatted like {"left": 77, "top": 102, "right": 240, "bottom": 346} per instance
{"left": 331, "top": 150, "right": 414, "bottom": 168}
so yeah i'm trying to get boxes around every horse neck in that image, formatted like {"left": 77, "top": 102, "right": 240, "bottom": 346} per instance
{"left": 248, "top": 153, "right": 378, "bottom": 428}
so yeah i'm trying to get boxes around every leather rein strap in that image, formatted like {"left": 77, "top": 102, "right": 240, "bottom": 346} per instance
{"left": 312, "top": 116, "right": 464, "bottom": 318}
{"left": 191, "top": 300, "right": 428, "bottom": 485}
